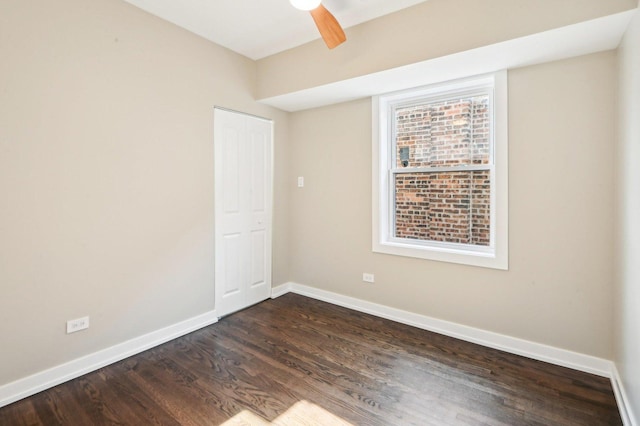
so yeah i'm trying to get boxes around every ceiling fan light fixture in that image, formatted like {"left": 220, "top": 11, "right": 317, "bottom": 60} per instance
{"left": 290, "top": 0, "right": 322, "bottom": 11}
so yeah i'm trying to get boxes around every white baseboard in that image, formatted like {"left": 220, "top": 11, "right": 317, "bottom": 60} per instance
{"left": 611, "top": 364, "right": 638, "bottom": 426}
{"left": 0, "top": 310, "right": 218, "bottom": 409}
{"left": 271, "top": 282, "right": 292, "bottom": 299}
{"left": 275, "top": 282, "right": 613, "bottom": 378}
{"left": 2, "top": 283, "right": 628, "bottom": 421}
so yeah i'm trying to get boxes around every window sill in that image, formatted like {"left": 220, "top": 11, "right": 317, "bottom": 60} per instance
{"left": 373, "top": 240, "right": 508, "bottom": 270}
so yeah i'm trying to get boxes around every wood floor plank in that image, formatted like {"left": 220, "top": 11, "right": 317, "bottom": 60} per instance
{"left": 209, "top": 323, "right": 393, "bottom": 425}
{"left": 29, "top": 386, "right": 95, "bottom": 425}
{"left": 0, "top": 293, "right": 622, "bottom": 425}
{"left": 0, "top": 399, "right": 44, "bottom": 426}
{"left": 218, "top": 310, "right": 495, "bottom": 425}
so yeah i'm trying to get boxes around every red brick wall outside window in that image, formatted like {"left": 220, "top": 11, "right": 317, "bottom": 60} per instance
{"left": 393, "top": 95, "right": 491, "bottom": 246}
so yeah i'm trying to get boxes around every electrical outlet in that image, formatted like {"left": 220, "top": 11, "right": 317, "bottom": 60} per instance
{"left": 362, "top": 273, "right": 375, "bottom": 283}
{"left": 297, "top": 176, "right": 304, "bottom": 187}
{"left": 66, "top": 316, "right": 90, "bottom": 334}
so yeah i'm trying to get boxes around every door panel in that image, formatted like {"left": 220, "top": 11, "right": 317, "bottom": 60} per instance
{"left": 223, "top": 234, "right": 242, "bottom": 295}
{"left": 250, "top": 131, "right": 267, "bottom": 212}
{"left": 222, "top": 128, "right": 241, "bottom": 214}
{"left": 250, "top": 229, "right": 266, "bottom": 287}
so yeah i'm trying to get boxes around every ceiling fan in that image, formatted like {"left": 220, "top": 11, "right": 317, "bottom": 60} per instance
{"left": 290, "top": 0, "right": 347, "bottom": 49}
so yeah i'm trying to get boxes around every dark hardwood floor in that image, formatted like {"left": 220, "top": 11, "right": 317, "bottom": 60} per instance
{"left": 0, "top": 293, "right": 621, "bottom": 425}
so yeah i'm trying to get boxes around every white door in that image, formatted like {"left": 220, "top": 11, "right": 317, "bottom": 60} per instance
{"left": 214, "top": 108, "right": 272, "bottom": 317}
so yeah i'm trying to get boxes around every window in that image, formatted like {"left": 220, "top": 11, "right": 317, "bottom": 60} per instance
{"left": 372, "top": 72, "right": 508, "bottom": 269}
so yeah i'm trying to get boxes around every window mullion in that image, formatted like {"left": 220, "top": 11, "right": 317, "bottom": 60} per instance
{"left": 391, "top": 165, "right": 492, "bottom": 174}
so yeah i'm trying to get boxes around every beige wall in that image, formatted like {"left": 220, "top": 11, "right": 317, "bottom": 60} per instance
{"left": 288, "top": 51, "right": 616, "bottom": 358}
{"left": 615, "top": 7, "right": 640, "bottom": 422}
{"left": 257, "top": 0, "right": 636, "bottom": 100}
{"left": 0, "top": 0, "right": 631, "bottom": 406}
{"left": 0, "top": 0, "right": 289, "bottom": 385}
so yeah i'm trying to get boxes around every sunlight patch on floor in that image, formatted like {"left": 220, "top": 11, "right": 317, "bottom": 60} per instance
{"left": 221, "top": 400, "right": 354, "bottom": 426}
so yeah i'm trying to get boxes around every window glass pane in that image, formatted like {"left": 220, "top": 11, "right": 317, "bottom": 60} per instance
{"left": 395, "top": 95, "right": 490, "bottom": 168}
{"left": 394, "top": 170, "right": 490, "bottom": 246}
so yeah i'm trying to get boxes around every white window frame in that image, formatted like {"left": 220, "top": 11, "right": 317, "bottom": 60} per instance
{"left": 372, "top": 71, "right": 508, "bottom": 270}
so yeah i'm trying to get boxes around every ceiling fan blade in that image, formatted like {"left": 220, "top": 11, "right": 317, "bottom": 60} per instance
{"left": 309, "top": 4, "right": 346, "bottom": 49}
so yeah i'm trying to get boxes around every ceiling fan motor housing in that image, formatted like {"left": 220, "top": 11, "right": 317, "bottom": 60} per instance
{"left": 290, "top": 0, "right": 322, "bottom": 11}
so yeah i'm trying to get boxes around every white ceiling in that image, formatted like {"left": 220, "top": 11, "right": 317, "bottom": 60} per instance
{"left": 121, "top": 0, "right": 430, "bottom": 60}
